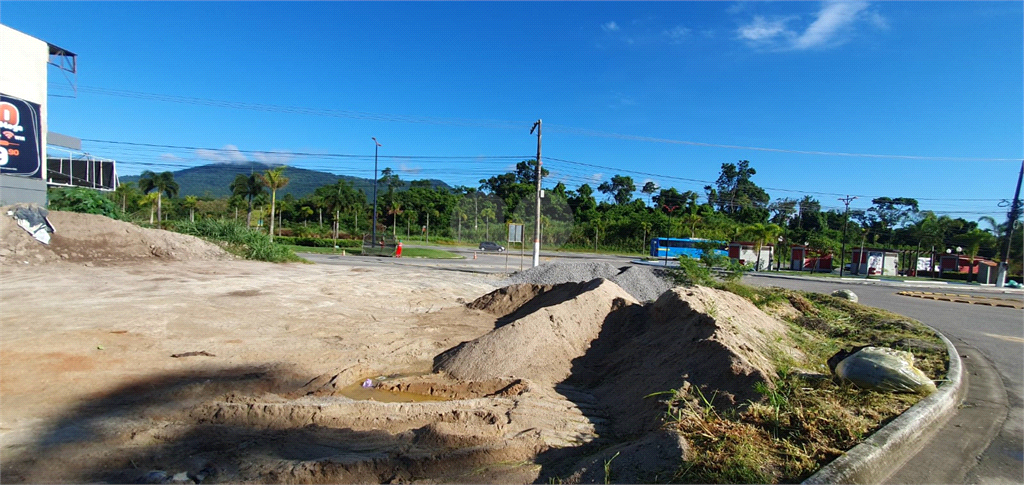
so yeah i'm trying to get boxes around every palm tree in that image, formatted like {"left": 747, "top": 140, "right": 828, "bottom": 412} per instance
{"left": 387, "top": 201, "right": 403, "bottom": 237}
{"left": 299, "top": 205, "right": 314, "bottom": 227}
{"left": 955, "top": 229, "right": 996, "bottom": 280}
{"left": 230, "top": 173, "right": 265, "bottom": 228}
{"left": 481, "top": 206, "right": 496, "bottom": 240}
{"left": 111, "top": 182, "right": 140, "bottom": 213}
{"left": 139, "top": 192, "right": 160, "bottom": 224}
{"left": 137, "top": 170, "right": 179, "bottom": 228}
{"left": 747, "top": 223, "right": 783, "bottom": 271}
{"left": 639, "top": 220, "right": 653, "bottom": 254}
{"left": 259, "top": 166, "right": 289, "bottom": 242}
{"left": 978, "top": 216, "right": 1004, "bottom": 239}
{"left": 182, "top": 195, "right": 199, "bottom": 222}
{"left": 680, "top": 213, "right": 703, "bottom": 238}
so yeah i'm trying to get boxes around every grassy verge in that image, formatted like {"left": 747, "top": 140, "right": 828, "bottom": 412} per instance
{"left": 286, "top": 245, "right": 361, "bottom": 255}
{"left": 173, "top": 220, "right": 303, "bottom": 263}
{"left": 659, "top": 283, "right": 947, "bottom": 483}
{"left": 286, "top": 245, "right": 462, "bottom": 259}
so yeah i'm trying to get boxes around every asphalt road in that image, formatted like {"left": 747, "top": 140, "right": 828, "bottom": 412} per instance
{"left": 301, "top": 247, "right": 1023, "bottom": 483}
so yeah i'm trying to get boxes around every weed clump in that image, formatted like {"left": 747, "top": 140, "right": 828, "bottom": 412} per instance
{"left": 656, "top": 284, "right": 947, "bottom": 483}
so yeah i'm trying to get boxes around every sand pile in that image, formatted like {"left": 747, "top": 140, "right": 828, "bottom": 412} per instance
{"left": 436, "top": 279, "right": 639, "bottom": 384}
{"left": 1, "top": 205, "right": 233, "bottom": 266}
{"left": 439, "top": 279, "right": 796, "bottom": 436}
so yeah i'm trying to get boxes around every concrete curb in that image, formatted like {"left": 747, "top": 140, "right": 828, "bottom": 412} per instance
{"left": 802, "top": 331, "right": 966, "bottom": 484}
{"left": 748, "top": 272, "right": 1024, "bottom": 294}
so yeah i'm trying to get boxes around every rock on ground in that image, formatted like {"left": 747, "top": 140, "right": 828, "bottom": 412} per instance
{"left": 832, "top": 289, "right": 859, "bottom": 302}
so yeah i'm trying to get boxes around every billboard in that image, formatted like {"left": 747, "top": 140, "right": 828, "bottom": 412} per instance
{"left": 0, "top": 93, "right": 43, "bottom": 177}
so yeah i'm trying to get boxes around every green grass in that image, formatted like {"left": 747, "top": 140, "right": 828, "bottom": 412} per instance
{"left": 286, "top": 245, "right": 461, "bottom": 259}
{"left": 286, "top": 245, "right": 362, "bottom": 255}
{"left": 174, "top": 219, "right": 302, "bottom": 263}
{"left": 659, "top": 283, "right": 948, "bottom": 483}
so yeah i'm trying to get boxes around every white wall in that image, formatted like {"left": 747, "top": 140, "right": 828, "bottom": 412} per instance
{"left": 0, "top": 24, "right": 49, "bottom": 179}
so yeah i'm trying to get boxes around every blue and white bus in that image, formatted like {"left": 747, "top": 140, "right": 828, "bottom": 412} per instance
{"left": 649, "top": 237, "right": 727, "bottom": 260}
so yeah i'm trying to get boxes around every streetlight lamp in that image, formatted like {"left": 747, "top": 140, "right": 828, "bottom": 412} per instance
{"left": 777, "top": 235, "right": 784, "bottom": 271}
{"left": 956, "top": 246, "right": 963, "bottom": 276}
{"left": 371, "top": 137, "right": 381, "bottom": 250}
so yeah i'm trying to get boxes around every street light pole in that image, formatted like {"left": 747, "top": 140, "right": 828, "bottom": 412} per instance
{"left": 996, "top": 160, "right": 1023, "bottom": 287}
{"left": 371, "top": 137, "right": 381, "bottom": 250}
{"left": 530, "top": 120, "right": 542, "bottom": 268}
{"left": 838, "top": 195, "right": 857, "bottom": 278}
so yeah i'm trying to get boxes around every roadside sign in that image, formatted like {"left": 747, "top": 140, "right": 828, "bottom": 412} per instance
{"left": 508, "top": 224, "right": 523, "bottom": 243}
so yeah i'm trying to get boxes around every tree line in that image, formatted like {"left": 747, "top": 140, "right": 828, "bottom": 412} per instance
{"left": 49, "top": 159, "right": 1023, "bottom": 275}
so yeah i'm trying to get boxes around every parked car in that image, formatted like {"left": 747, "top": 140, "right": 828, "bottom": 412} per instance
{"left": 478, "top": 241, "right": 505, "bottom": 252}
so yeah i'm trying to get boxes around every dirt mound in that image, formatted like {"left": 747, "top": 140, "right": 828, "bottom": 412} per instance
{"left": 572, "top": 286, "right": 798, "bottom": 435}
{"left": 1, "top": 206, "right": 233, "bottom": 266}
{"left": 435, "top": 279, "right": 639, "bottom": 385}
{"left": 438, "top": 281, "right": 796, "bottom": 437}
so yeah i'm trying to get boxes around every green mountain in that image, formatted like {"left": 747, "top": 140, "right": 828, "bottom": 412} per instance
{"left": 120, "top": 163, "right": 450, "bottom": 201}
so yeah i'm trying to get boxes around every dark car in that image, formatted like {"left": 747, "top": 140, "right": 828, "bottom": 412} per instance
{"left": 478, "top": 241, "right": 505, "bottom": 252}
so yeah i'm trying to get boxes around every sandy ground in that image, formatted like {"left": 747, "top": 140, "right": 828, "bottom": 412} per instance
{"left": 0, "top": 208, "right": 795, "bottom": 484}
{"left": 0, "top": 258, "right": 525, "bottom": 481}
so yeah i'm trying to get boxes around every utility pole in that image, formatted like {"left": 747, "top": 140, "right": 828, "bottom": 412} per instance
{"left": 996, "top": 160, "right": 1024, "bottom": 287}
{"left": 838, "top": 196, "right": 857, "bottom": 278}
{"left": 530, "top": 120, "right": 542, "bottom": 267}
{"left": 371, "top": 137, "right": 381, "bottom": 250}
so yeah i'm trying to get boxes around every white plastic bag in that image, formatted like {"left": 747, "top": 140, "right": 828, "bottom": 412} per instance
{"left": 833, "top": 346, "right": 937, "bottom": 395}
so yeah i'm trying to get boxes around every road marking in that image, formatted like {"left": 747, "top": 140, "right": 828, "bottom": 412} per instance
{"left": 983, "top": 333, "right": 1024, "bottom": 344}
{"left": 896, "top": 291, "right": 1024, "bottom": 309}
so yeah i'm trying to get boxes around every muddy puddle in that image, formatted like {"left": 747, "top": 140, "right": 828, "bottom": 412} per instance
{"left": 337, "top": 375, "right": 450, "bottom": 403}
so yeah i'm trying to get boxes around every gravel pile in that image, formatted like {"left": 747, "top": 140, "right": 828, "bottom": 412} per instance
{"left": 502, "top": 261, "right": 675, "bottom": 302}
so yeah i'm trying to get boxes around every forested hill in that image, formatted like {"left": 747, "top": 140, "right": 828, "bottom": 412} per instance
{"left": 119, "top": 163, "right": 450, "bottom": 200}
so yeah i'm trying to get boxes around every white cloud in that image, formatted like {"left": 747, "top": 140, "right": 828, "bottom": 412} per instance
{"left": 735, "top": 1, "right": 884, "bottom": 51}
{"left": 663, "top": 25, "right": 691, "bottom": 44}
{"left": 602, "top": 21, "right": 620, "bottom": 32}
{"left": 252, "top": 150, "right": 294, "bottom": 166}
{"left": 160, "top": 153, "right": 182, "bottom": 162}
{"left": 398, "top": 162, "right": 421, "bottom": 175}
{"left": 737, "top": 15, "right": 795, "bottom": 43}
{"left": 866, "top": 10, "right": 889, "bottom": 30}
{"left": 793, "top": 1, "right": 869, "bottom": 50}
{"left": 589, "top": 173, "right": 604, "bottom": 184}
{"left": 195, "top": 144, "right": 250, "bottom": 164}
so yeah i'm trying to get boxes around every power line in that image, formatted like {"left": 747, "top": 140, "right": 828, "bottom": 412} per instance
{"left": 81, "top": 138, "right": 530, "bottom": 161}
{"left": 545, "top": 156, "right": 1008, "bottom": 202}
{"left": 545, "top": 125, "right": 1019, "bottom": 162}
{"left": 53, "top": 84, "right": 1020, "bottom": 163}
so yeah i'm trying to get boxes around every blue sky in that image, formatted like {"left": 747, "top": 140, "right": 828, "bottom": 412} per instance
{"left": 2, "top": 1, "right": 1021, "bottom": 221}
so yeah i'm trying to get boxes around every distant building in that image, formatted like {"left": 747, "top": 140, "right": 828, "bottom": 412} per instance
{"left": 850, "top": 248, "right": 899, "bottom": 276}
{"left": 790, "top": 245, "right": 834, "bottom": 272}
{"left": 728, "top": 242, "right": 774, "bottom": 271}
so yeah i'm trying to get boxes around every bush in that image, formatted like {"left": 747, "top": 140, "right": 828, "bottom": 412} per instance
{"left": 175, "top": 219, "right": 300, "bottom": 262}
{"left": 670, "top": 252, "right": 748, "bottom": 287}
{"left": 47, "top": 187, "right": 123, "bottom": 220}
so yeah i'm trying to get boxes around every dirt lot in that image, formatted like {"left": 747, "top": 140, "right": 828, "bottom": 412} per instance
{"left": 0, "top": 208, "right": 798, "bottom": 483}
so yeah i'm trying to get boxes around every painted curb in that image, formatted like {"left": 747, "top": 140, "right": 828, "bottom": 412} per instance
{"left": 802, "top": 330, "right": 965, "bottom": 484}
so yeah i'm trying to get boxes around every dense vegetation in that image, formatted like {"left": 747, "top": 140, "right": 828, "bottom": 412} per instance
{"left": 49, "top": 159, "right": 1023, "bottom": 275}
